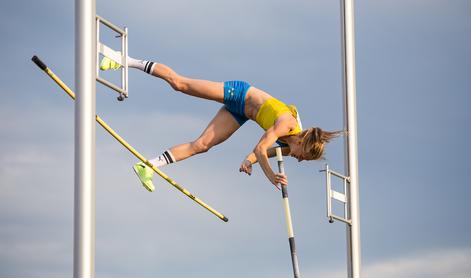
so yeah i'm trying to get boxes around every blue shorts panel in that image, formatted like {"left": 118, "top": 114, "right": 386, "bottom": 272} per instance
{"left": 223, "top": 80, "right": 250, "bottom": 126}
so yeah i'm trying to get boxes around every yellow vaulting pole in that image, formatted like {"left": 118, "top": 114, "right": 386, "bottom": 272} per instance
{"left": 32, "top": 55, "right": 229, "bottom": 222}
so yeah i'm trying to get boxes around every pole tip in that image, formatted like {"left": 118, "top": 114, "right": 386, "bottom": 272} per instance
{"left": 31, "top": 55, "right": 47, "bottom": 71}
{"left": 223, "top": 216, "right": 229, "bottom": 222}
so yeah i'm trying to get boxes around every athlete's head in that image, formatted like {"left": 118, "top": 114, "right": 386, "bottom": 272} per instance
{"left": 290, "top": 127, "right": 343, "bottom": 161}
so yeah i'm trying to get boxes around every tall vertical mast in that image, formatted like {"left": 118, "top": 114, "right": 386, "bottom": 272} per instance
{"left": 340, "top": 0, "right": 362, "bottom": 277}
{"left": 74, "top": 0, "right": 96, "bottom": 277}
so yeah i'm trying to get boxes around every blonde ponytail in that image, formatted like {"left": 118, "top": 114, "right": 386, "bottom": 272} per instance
{"left": 300, "top": 127, "right": 343, "bottom": 160}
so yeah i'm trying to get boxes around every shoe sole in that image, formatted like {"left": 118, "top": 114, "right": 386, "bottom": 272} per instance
{"left": 132, "top": 165, "right": 155, "bottom": 192}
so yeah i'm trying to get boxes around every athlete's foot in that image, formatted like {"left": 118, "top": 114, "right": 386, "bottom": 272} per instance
{"left": 133, "top": 162, "right": 155, "bottom": 192}
{"left": 100, "top": 56, "right": 122, "bottom": 71}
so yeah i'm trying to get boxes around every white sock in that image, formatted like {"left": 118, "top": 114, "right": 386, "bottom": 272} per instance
{"left": 149, "top": 150, "right": 176, "bottom": 167}
{"left": 128, "top": 57, "right": 157, "bottom": 74}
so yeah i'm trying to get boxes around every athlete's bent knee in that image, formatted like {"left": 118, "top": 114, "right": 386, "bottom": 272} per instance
{"left": 191, "top": 140, "right": 210, "bottom": 154}
{"left": 170, "top": 76, "right": 188, "bottom": 92}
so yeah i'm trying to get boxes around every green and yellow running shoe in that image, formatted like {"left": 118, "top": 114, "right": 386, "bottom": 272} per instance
{"left": 132, "top": 162, "right": 155, "bottom": 192}
{"left": 100, "top": 56, "right": 122, "bottom": 71}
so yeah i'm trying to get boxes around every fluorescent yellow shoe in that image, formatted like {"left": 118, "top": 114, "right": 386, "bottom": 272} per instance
{"left": 100, "top": 56, "right": 122, "bottom": 71}
{"left": 132, "top": 162, "right": 155, "bottom": 192}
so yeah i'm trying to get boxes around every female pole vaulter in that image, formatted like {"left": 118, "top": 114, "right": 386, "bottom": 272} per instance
{"left": 100, "top": 56, "right": 342, "bottom": 192}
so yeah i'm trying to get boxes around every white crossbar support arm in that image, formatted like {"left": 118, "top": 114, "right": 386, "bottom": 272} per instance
{"left": 95, "top": 15, "right": 128, "bottom": 99}
{"left": 340, "top": 0, "right": 362, "bottom": 277}
{"left": 321, "top": 165, "right": 351, "bottom": 225}
{"left": 74, "top": 0, "right": 96, "bottom": 277}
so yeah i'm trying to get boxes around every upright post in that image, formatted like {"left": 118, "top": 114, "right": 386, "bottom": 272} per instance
{"left": 340, "top": 0, "right": 361, "bottom": 277}
{"left": 276, "top": 147, "right": 301, "bottom": 278}
{"left": 74, "top": 0, "right": 96, "bottom": 277}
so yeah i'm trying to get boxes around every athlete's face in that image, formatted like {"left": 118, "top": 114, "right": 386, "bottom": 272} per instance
{"left": 289, "top": 143, "right": 305, "bottom": 162}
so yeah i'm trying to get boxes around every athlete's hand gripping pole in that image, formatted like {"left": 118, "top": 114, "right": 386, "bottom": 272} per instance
{"left": 276, "top": 147, "right": 301, "bottom": 278}
{"left": 32, "top": 55, "right": 229, "bottom": 223}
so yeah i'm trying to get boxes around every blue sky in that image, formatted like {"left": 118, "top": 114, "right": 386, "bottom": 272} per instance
{"left": 1, "top": 0, "right": 470, "bottom": 277}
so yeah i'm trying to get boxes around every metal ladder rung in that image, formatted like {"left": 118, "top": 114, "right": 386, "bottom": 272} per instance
{"left": 330, "top": 215, "right": 352, "bottom": 225}
{"left": 96, "top": 15, "right": 126, "bottom": 35}
{"left": 97, "top": 43, "right": 125, "bottom": 65}
{"left": 331, "top": 190, "right": 347, "bottom": 203}
{"left": 329, "top": 168, "right": 350, "bottom": 181}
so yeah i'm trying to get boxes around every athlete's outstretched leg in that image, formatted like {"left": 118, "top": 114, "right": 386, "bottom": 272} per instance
{"left": 100, "top": 54, "right": 224, "bottom": 102}
{"left": 150, "top": 63, "right": 225, "bottom": 103}
{"left": 151, "top": 107, "right": 240, "bottom": 166}
{"left": 166, "top": 107, "right": 240, "bottom": 161}
{"left": 133, "top": 107, "right": 241, "bottom": 191}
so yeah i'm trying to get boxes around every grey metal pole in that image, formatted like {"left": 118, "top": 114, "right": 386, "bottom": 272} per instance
{"left": 340, "top": 0, "right": 361, "bottom": 277}
{"left": 74, "top": 0, "right": 96, "bottom": 277}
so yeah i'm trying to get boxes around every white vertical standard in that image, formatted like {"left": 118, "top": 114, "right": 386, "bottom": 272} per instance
{"left": 340, "top": 0, "right": 362, "bottom": 277}
{"left": 74, "top": 0, "right": 96, "bottom": 277}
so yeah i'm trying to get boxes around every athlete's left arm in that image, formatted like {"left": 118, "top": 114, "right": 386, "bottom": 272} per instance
{"left": 239, "top": 147, "right": 289, "bottom": 175}
{"left": 253, "top": 114, "right": 296, "bottom": 188}
{"left": 243, "top": 147, "right": 290, "bottom": 165}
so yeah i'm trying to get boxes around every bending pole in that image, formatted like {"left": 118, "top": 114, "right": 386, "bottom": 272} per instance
{"left": 32, "top": 56, "right": 229, "bottom": 223}
{"left": 276, "top": 147, "right": 300, "bottom": 278}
